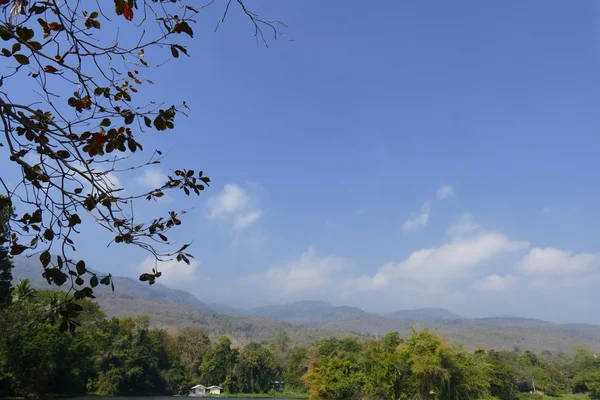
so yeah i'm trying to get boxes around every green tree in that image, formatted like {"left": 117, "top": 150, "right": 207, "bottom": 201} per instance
{"left": 200, "top": 336, "right": 239, "bottom": 390}
{"left": 486, "top": 350, "right": 517, "bottom": 400}
{"left": 398, "top": 329, "right": 453, "bottom": 400}
{"left": 234, "top": 342, "right": 282, "bottom": 393}
{"left": 304, "top": 350, "right": 365, "bottom": 400}
{"left": 285, "top": 346, "right": 309, "bottom": 391}
{"left": 12, "top": 278, "right": 35, "bottom": 303}
{"left": 174, "top": 327, "right": 211, "bottom": 377}
{"left": 92, "top": 316, "right": 174, "bottom": 395}
{"left": 0, "top": 290, "right": 100, "bottom": 398}
{"left": 0, "top": 195, "right": 13, "bottom": 309}
{"left": 361, "top": 338, "right": 407, "bottom": 400}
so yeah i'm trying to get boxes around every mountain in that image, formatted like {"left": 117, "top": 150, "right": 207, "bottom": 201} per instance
{"left": 10, "top": 257, "right": 600, "bottom": 352}
{"left": 387, "top": 307, "right": 463, "bottom": 322}
{"left": 11, "top": 256, "right": 211, "bottom": 311}
{"left": 10, "top": 257, "right": 350, "bottom": 346}
{"left": 243, "top": 301, "right": 368, "bottom": 327}
{"left": 208, "top": 302, "right": 245, "bottom": 316}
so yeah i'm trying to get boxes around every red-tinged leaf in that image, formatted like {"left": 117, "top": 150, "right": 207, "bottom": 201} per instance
{"left": 44, "top": 65, "right": 59, "bottom": 73}
{"left": 123, "top": 3, "right": 133, "bottom": 21}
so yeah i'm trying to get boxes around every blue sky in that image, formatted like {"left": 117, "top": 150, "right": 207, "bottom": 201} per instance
{"left": 3, "top": 1, "right": 600, "bottom": 323}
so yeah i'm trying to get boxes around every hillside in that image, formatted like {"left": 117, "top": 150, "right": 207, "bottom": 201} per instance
{"left": 241, "top": 300, "right": 368, "bottom": 327}
{"left": 387, "top": 307, "right": 463, "bottom": 321}
{"left": 10, "top": 257, "right": 600, "bottom": 352}
{"left": 10, "top": 257, "right": 350, "bottom": 346}
{"left": 322, "top": 314, "right": 600, "bottom": 353}
{"left": 11, "top": 256, "right": 211, "bottom": 311}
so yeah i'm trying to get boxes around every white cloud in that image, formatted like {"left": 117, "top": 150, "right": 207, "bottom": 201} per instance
{"left": 474, "top": 274, "right": 519, "bottom": 291}
{"left": 351, "top": 219, "right": 529, "bottom": 292}
{"left": 234, "top": 210, "right": 262, "bottom": 232}
{"left": 447, "top": 213, "right": 480, "bottom": 238}
{"left": 518, "top": 247, "right": 599, "bottom": 276}
{"left": 137, "top": 255, "right": 202, "bottom": 288}
{"left": 402, "top": 202, "right": 430, "bottom": 233}
{"left": 207, "top": 184, "right": 262, "bottom": 231}
{"left": 207, "top": 184, "right": 250, "bottom": 219}
{"left": 244, "top": 247, "right": 350, "bottom": 293}
{"left": 136, "top": 168, "right": 167, "bottom": 188}
{"left": 437, "top": 184, "right": 455, "bottom": 200}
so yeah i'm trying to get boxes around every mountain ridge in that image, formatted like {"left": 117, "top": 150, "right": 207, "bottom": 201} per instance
{"left": 11, "top": 257, "right": 600, "bottom": 352}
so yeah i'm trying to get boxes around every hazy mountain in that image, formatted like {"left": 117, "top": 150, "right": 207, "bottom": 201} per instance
{"left": 11, "top": 256, "right": 211, "bottom": 311}
{"left": 208, "top": 302, "right": 245, "bottom": 316}
{"left": 11, "top": 257, "right": 349, "bottom": 346}
{"left": 10, "top": 257, "right": 600, "bottom": 352}
{"left": 387, "top": 307, "right": 463, "bottom": 321}
{"left": 242, "top": 301, "right": 368, "bottom": 327}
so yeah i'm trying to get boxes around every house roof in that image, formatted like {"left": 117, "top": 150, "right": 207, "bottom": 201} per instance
{"left": 207, "top": 386, "right": 223, "bottom": 389}
{"left": 191, "top": 384, "right": 206, "bottom": 389}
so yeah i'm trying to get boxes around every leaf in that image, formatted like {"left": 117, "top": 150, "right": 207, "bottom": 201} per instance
{"left": 12, "top": 42, "right": 21, "bottom": 54}
{"left": 75, "top": 276, "right": 84, "bottom": 286}
{"left": 40, "top": 250, "right": 51, "bottom": 267}
{"left": 44, "top": 65, "right": 58, "bottom": 73}
{"left": 174, "top": 21, "right": 194, "bottom": 38}
{"left": 158, "top": 233, "right": 168, "bottom": 242}
{"left": 13, "top": 54, "right": 30, "bottom": 65}
{"left": 28, "top": 41, "right": 42, "bottom": 50}
{"left": 68, "top": 214, "right": 82, "bottom": 226}
{"left": 10, "top": 244, "right": 27, "bottom": 255}
{"left": 127, "top": 138, "right": 137, "bottom": 153}
{"left": 74, "top": 187, "right": 83, "bottom": 194}
{"left": 124, "top": 113, "right": 134, "bottom": 125}
{"left": 143, "top": 116, "right": 151, "bottom": 128}
{"left": 43, "top": 228, "right": 54, "bottom": 241}
{"left": 16, "top": 27, "right": 34, "bottom": 41}
{"left": 90, "top": 275, "right": 99, "bottom": 288}
{"left": 89, "top": 11, "right": 99, "bottom": 19}
{"left": 76, "top": 260, "right": 86, "bottom": 275}
{"left": 100, "top": 118, "right": 111, "bottom": 127}
{"left": 56, "top": 150, "right": 70, "bottom": 159}
{"left": 173, "top": 44, "right": 188, "bottom": 56}
{"left": 123, "top": 3, "right": 134, "bottom": 21}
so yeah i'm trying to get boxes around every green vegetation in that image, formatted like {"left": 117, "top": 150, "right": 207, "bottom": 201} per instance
{"left": 1, "top": 284, "right": 600, "bottom": 400}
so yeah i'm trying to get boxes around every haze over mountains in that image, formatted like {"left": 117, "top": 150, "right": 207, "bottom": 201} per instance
{"left": 11, "top": 257, "right": 600, "bottom": 352}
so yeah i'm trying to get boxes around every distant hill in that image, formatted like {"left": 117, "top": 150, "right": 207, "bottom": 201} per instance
{"left": 10, "top": 257, "right": 350, "bottom": 346}
{"left": 242, "top": 301, "right": 368, "bottom": 327}
{"left": 11, "top": 256, "right": 211, "bottom": 311}
{"left": 387, "top": 307, "right": 463, "bottom": 322}
{"left": 10, "top": 257, "right": 600, "bottom": 352}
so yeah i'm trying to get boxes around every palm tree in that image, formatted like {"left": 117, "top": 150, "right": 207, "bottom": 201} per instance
{"left": 12, "top": 278, "right": 35, "bottom": 303}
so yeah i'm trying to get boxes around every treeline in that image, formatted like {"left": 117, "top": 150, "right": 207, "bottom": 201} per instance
{"left": 1, "top": 283, "right": 600, "bottom": 399}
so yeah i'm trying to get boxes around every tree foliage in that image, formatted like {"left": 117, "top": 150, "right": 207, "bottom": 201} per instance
{"left": 0, "top": 0, "right": 287, "bottom": 325}
{"left": 2, "top": 293, "right": 600, "bottom": 399}
{"left": 0, "top": 194, "right": 12, "bottom": 309}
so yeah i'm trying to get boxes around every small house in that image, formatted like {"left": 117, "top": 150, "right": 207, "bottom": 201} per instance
{"left": 190, "top": 384, "right": 207, "bottom": 396}
{"left": 207, "top": 385, "right": 223, "bottom": 395}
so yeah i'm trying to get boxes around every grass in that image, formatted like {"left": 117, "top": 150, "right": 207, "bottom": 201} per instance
{"left": 221, "top": 391, "right": 308, "bottom": 399}
{"left": 517, "top": 394, "right": 592, "bottom": 400}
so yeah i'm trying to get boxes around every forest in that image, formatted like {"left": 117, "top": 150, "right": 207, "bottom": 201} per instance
{"left": 1, "top": 282, "right": 600, "bottom": 400}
